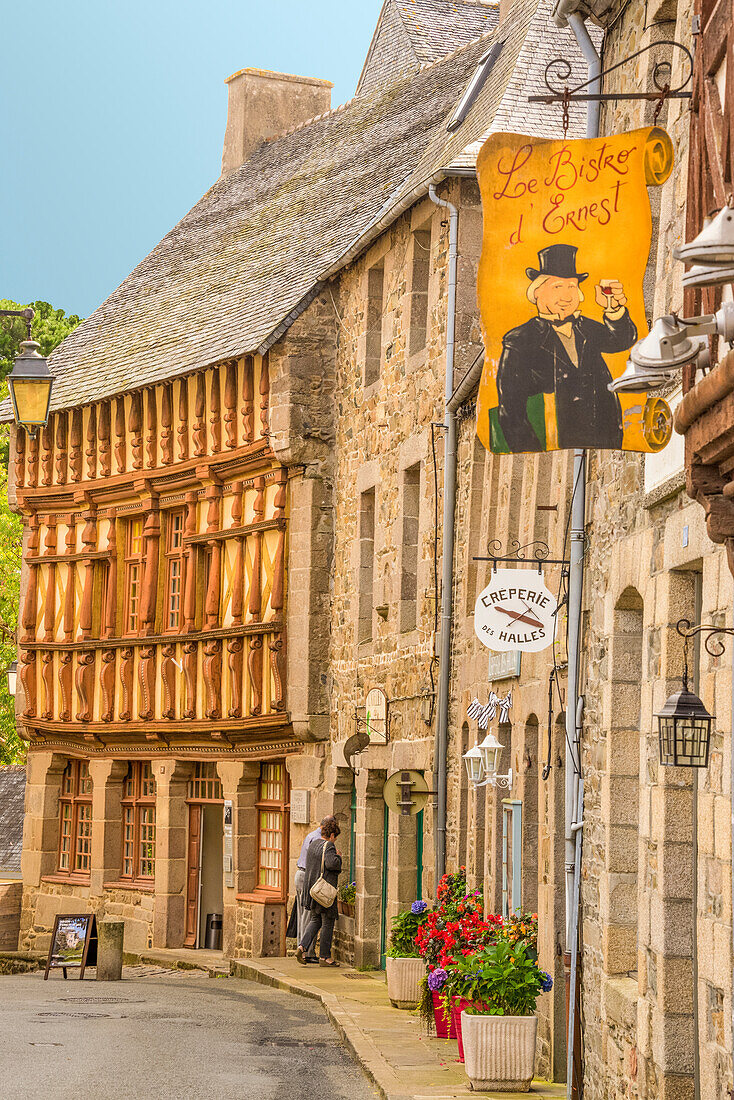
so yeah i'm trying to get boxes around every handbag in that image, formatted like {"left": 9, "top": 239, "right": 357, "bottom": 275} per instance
{"left": 309, "top": 842, "right": 338, "bottom": 908}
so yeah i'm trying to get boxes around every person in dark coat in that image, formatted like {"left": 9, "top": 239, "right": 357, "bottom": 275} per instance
{"left": 296, "top": 816, "right": 342, "bottom": 967}
{"left": 496, "top": 244, "right": 636, "bottom": 452}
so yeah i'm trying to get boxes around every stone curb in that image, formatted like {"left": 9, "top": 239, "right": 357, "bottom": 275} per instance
{"left": 231, "top": 959, "right": 412, "bottom": 1100}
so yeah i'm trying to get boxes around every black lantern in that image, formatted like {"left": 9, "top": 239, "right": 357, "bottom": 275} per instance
{"left": 7, "top": 339, "right": 54, "bottom": 435}
{"left": 655, "top": 685, "right": 713, "bottom": 767}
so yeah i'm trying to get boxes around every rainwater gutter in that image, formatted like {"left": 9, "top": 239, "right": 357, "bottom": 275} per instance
{"left": 428, "top": 181, "right": 459, "bottom": 891}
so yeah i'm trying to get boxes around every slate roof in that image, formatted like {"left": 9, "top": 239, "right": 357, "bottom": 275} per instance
{"left": 1, "top": 0, "right": 588, "bottom": 420}
{"left": 0, "top": 766, "right": 25, "bottom": 876}
{"left": 356, "top": 0, "right": 500, "bottom": 96}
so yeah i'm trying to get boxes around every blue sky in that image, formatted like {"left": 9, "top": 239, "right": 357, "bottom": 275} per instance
{"left": 1, "top": 1, "right": 383, "bottom": 319}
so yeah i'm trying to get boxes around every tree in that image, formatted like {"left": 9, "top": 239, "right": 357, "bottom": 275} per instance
{"left": 0, "top": 300, "right": 82, "bottom": 763}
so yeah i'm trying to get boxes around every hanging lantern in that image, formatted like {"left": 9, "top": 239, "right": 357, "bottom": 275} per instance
{"left": 655, "top": 686, "right": 713, "bottom": 768}
{"left": 6, "top": 660, "right": 17, "bottom": 698}
{"left": 462, "top": 744, "right": 485, "bottom": 785}
{"left": 7, "top": 340, "right": 54, "bottom": 435}
{"left": 477, "top": 730, "right": 503, "bottom": 778}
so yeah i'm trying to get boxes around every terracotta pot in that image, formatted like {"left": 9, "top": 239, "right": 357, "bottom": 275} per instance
{"left": 431, "top": 990, "right": 456, "bottom": 1039}
{"left": 450, "top": 997, "right": 471, "bottom": 1062}
{"left": 461, "top": 1012, "right": 538, "bottom": 1092}
{"left": 337, "top": 900, "right": 355, "bottom": 917}
{"left": 385, "top": 956, "right": 423, "bottom": 1008}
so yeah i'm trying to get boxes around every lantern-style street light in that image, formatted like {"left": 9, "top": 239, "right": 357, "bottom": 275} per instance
{"left": 463, "top": 730, "right": 513, "bottom": 790}
{"left": 655, "top": 619, "right": 732, "bottom": 768}
{"left": 6, "top": 660, "right": 17, "bottom": 698}
{"left": 1, "top": 308, "right": 54, "bottom": 436}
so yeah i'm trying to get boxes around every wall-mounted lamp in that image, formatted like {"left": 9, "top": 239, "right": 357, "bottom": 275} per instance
{"left": 0, "top": 308, "right": 54, "bottom": 436}
{"left": 675, "top": 200, "right": 734, "bottom": 288}
{"left": 6, "top": 660, "right": 17, "bottom": 698}
{"left": 462, "top": 731, "right": 513, "bottom": 790}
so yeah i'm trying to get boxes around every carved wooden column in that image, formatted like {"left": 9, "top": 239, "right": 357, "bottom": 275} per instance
{"left": 85, "top": 405, "right": 97, "bottom": 480}
{"left": 161, "top": 644, "right": 177, "bottom": 719}
{"left": 270, "top": 634, "right": 286, "bottom": 712}
{"left": 242, "top": 356, "right": 254, "bottom": 444}
{"left": 75, "top": 650, "right": 95, "bottom": 722}
{"left": 14, "top": 426, "right": 25, "bottom": 490}
{"left": 41, "top": 652, "right": 54, "bottom": 719}
{"left": 40, "top": 422, "right": 54, "bottom": 486}
{"left": 145, "top": 387, "right": 157, "bottom": 468}
{"left": 210, "top": 368, "right": 221, "bottom": 453}
{"left": 21, "top": 516, "right": 39, "bottom": 643}
{"left": 203, "top": 640, "right": 222, "bottom": 719}
{"left": 55, "top": 412, "right": 67, "bottom": 484}
{"left": 119, "top": 647, "right": 134, "bottom": 721}
{"left": 193, "top": 374, "right": 206, "bottom": 456}
{"left": 248, "top": 477, "right": 265, "bottom": 622}
{"left": 63, "top": 518, "right": 76, "bottom": 642}
{"left": 204, "top": 486, "right": 222, "bottom": 630}
{"left": 248, "top": 636, "right": 263, "bottom": 716}
{"left": 114, "top": 397, "right": 126, "bottom": 474}
{"left": 259, "top": 355, "right": 270, "bottom": 437}
{"left": 138, "top": 644, "right": 156, "bottom": 721}
{"left": 100, "top": 650, "right": 116, "bottom": 722}
{"left": 139, "top": 506, "right": 160, "bottom": 635}
{"left": 79, "top": 510, "right": 97, "bottom": 639}
{"left": 178, "top": 378, "right": 189, "bottom": 461}
{"left": 227, "top": 482, "right": 244, "bottom": 717}
{"left": 183, "top": 640, "right": 197, "bottom": 718}
{"left": 182, "top": 492, "right": 198, "bottom": 633}
{"left": 58, "top": 652, "right": 72, "bottom": 720}
{"left": 270, "top": 468, "right": 287, "bottom": 622}
{"left": 69, "top": 409, "right": 83, "bottom": 482}
{"left": 43, "top": 519, "right": 57, "bottom": 642}
{"left": 98, "top": 401, "right": 111, "bottom": 477}
{"left": 27, "top": 431, "right": 39, "bottom": 487}
{"left": 224, "top": 362, "right": 237, "bottom": 449}
{"left": 161, "top": 383, "right": 173, "bottom": 465}
{"left": 130, "top": 392, "right": 143, "bottom": 470}
{"left": 103, "top": 511, "right": 118, "bottom": 639}
{"left": 20, "top": 650, "right": 37, "bottom": 718}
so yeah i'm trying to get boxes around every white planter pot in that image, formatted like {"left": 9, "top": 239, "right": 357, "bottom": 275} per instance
{"left": 461, "top": 1012, "right": 538, "bottom": 1092}
{"left": 385, "top": 956, "right": 424, "bottom": 1009}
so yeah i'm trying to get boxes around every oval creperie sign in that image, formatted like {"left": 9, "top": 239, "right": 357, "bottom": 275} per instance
{"left": 474, "top": 567, "right": 557, "bottom": 653}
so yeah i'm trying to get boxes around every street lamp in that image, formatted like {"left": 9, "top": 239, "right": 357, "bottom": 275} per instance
{"left": 0, "top": 307, "right": 54, "bottom": 436}
{"left": 463, "top": 744, "right": 484, "bottom": 785}
{"left": 654, "top": 619, "right": 732, "bottom": 767}
{"left": 463, "top": 731, "right": 513, "bottom": 790}
{"left": 6, "top": 661, "right": 17, "bottom": 698}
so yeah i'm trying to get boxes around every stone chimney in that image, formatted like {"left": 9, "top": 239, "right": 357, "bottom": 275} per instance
{"left": 221, "top": 68, "right": 333, "bottom": 176}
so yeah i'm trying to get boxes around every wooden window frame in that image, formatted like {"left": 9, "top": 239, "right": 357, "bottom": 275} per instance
{"left": 120, "top": 761, "right": 156, "bottom": 884}
{"left": 164, "top": 509, "right": 186, "bottom": 633}
{"left": 255, "top": 761, "right": 289, "bottom": 900}
{"left": 57, "top": 760, "right": 93, "bottom": 879}
{"left": 124, "top": 516, "right": 144, "bottom": 635}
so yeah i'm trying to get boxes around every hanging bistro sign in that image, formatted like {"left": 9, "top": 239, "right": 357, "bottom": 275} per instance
{"left": 474, "top": 567, "right": 557, "bottom": 652}
{"left": 475, "top": 127, "right": 675, "bottom": 454}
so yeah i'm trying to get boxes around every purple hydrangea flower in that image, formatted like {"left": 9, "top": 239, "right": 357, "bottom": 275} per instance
{"left": 540, "top": 972, "right": 553, "bottom": 992}
{"left": 427, "top": 968, "right": 448, "bottom": 992}
{"left": 411, "top": 900, "right": 428, "bottom": 915}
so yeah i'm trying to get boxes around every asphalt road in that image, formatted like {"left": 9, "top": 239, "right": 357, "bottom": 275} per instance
{"left": 0, "top": 965, "right": 378, "bottom": 1100}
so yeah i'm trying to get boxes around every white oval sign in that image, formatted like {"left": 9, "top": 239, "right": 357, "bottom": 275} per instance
{"left": 474, "top": 567, "right": 557, "bottom": 652}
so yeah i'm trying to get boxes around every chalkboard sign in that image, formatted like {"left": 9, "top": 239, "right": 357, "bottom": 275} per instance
{"left": 44, "top": 914, "right": 97, "bottom": 980}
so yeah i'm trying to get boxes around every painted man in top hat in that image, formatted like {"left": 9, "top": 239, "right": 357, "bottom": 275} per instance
{"left": 496, "top": 244, "right": 636, "bottom": 451}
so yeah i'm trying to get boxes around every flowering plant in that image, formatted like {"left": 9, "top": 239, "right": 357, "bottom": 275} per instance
{"left": 496, "top": 911, "right": 538, "bottom": 956}
{"left": 415, "top": 907, "right": 503, "bottom": 972}
{"left": 386, "top": 901, "right": 430, "bottom": 959}
{"left": 427, "top": 967, "right": 447, "bottom": 992}
{"left": 338, "top": 881, "right": 356, "bottom": 905}
{"left": 457, "top": 940, "right": 553, "bottom": 1017}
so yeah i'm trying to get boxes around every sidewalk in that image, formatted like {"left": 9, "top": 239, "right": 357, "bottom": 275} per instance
{"left": 232, "top": 955, "right": 566, "bottom": 1100}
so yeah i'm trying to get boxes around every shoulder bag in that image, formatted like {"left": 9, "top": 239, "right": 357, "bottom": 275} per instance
{"left": 309, "top": 842, "right": 338, "bottom": 908}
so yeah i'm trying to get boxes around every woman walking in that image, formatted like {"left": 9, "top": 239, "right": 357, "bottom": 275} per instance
{"left": 296, "top": 816, "right": 342, "bottom": 967}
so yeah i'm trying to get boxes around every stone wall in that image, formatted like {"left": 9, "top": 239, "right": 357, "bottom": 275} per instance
{"left": 0, "top": 882, "right": 22, "bottom": 951}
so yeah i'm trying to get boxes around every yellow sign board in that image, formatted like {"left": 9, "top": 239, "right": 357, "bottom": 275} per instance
{"left": 476, "top": 127, "right": 675, "bottom": 454}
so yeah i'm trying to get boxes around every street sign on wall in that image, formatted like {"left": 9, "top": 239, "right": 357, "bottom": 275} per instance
{"left": 475, "top": 127, "right": 675, "bottom": 454}
{"left": 489, "top": 650, "right": 522, "bottom": 680}
{"left": 474, "top": 567, "right": 557, "bottom": 652}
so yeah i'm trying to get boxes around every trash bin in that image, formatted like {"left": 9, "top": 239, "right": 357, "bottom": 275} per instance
{"left": 205, "top": 912, "right": 223, "bottom": 950}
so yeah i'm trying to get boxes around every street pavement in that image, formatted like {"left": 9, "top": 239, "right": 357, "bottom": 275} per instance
{"left": 0, "top": 965, "right": 379, "bottom": 1100}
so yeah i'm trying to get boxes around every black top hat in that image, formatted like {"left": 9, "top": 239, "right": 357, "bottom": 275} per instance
{"left": 526, "top": 244, "right": 588, "bottom": 283}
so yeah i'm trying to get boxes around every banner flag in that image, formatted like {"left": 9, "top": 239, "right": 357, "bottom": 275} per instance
{"left": 475, "top": 127, "right": 675, "bottom": 454}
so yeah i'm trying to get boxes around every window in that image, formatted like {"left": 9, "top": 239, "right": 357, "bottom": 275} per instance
{"left": 409, "top": 229, "right": 431, "bottom": 356}
{"left": 256, "top": 762, "right": 287, "bottom": 894}
{"left": 187, "top": 762, "right": 223, "bottom": 802}
{"left": 365, "top": 262, "right": 385, "bottom": 387}
{"left": 124, "top": 517, "right": 144, "bottom": 633}
{"left": 58, "top": 760, "right": 92, "bottom": 877}
{"left": 502, "top": 800, "right": 522, "bottom": 918}
{"left": 121, "top": 762, "right": 156, "bottom": 881}
{"left": 358, "top": 488, "right": 376, "bottom": 643}
{"left": 165, "top": 510, "right": 185, "bottom": 631}
{"left": 400, "top": 464, "right": 421, "bottom": 632}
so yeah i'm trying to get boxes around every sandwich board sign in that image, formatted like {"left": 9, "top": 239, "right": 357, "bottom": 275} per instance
{"left": 474, "top": 568, "right": 557, "bottom": 652}
{"left": 44, "top": 913, "right": 98, "bottom": 980}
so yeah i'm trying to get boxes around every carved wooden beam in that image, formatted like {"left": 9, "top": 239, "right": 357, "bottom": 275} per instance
{"left": 193, "top": 374, "right": 206, "bottom": 457}
{"left": 40, "top": 423, "right": 54, "bottom": 487}
{"left": 119, "top": 646, "right": 134, "bottom": 721}
{"left": 129, "top": 392, "right": 143, "bottom": 470}
{"left": 21, "top": 517, "right": 39, "bottom": 643}
{"left": 100, "top": 649, "right": 116, "bottom": 721}
{"left": 69, "top": 409, "right": 83, "bottom": 482}
{"left": 248, "top": 477, "right": 265, "bottom": 621}
{"left": 20, "top": 649, "right": 37, "bottom": 718}
{"left": 270, "top": 469, "right": 287, "bottom": 620}
{"left": 210, "top": 368, "right": 222, "bottom": 454}
{"left": 43, "top": 519, "right": 57, "bottom": 642}
{"left": 146, "top": 388, "right": 158, "bottom": 469}
{"left": 103, "top": 511, "right": 118, "bottom": 638}
{"left": 204, "top": 486, "right": 222, "bottom": 630}
{"left": 63, "top": 519, "right": 76, "bottom": 642}
{"left": 14, "top": 425, "right": 25, "bottom": 490}
{"left": 58, "top": 651, "right": 72, "bottom": 720}
{"left": 242, "top": 357, "right": 254, "bottom": 444}
{"left": 269, "top": 633, "right": 286, "bottom": 711}
{"left": 139, "top": 508, "right": 160, "bottom": 635}
{"left": 41, "top": 652, "right": 54, "bottom": 720}
{"left": 99, "top": 401, "right": 111, "bottom": 477}
{"left": 231, "top": 484, "right": 245, "bottom": 626}
{"left": 248, "top": 634, "right": 263, "bottom": 716}
{"left": 224, "top": 362, "right": 237, "bottom": 449}
{"left": 227, "top": 637, "right": 243, "bottom": 717}
{"left": 75, "top": 650, "right": 95, "bottom": 721}
{"left": 178, "top": 378, "right": 189, "bottom": 462}
{"left": 85, "top": 404, "right": 97, "bottom": 480}
{"left": 259, "top": 356, "right": 270, "bottom": 437}
{"left": 114, "top": 397, "right": 126, "bottom": 474}
{"left": 79, "top": 510, "right": 97, "bottom": 639}
{"left": 161, "top": 383, "right": 173, "bottom": 466}
{"left": 138, "top": 644, "right": 156, "bottom": 719}
{"left": 183, "top": 492, "right": 198, "bottom": 632}
{"left": 183, "top": 640, "right": 197, "bottom": 718}
{"left": 203, "top": 639, "right": 222, "bottom": 718}
{"left": 27, "top": 431, "right": 39, "bottom": 487}
{"left": 161, "top": 643, "right": 177, "bottom": 719}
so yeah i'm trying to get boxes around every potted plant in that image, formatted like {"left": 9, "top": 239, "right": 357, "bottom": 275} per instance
{"left": 385, "top": 900, "right": 429, "bottom": 1008}
{"left": 337, "top": 881, "right": 356, "bottom": 917}
{"left": 459, "top": 940, "right": 553, "bottom": 1092}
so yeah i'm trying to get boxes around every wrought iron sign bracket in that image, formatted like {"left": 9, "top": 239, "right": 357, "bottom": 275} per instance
{"left": 527, "top": 39, "right": 693, "bottom": 108}
{"left": 473, "top": 540, "right": 571, "bottom": 572}
{"left": 676, "top": 618, "right": 734, "bottom": 685}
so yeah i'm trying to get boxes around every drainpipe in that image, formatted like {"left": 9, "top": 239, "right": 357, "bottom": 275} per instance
{"left": 428, "top": 182, "right": 458, "bottom": 892}
{"left": 554, "top": 6, "right": 601, "bottom": 1095}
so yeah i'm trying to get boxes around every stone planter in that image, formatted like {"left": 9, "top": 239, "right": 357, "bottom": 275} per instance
{"left": 461, "top": 1012, "right": 538, "bottom": 1092}
{"left": 337, "top": 900, "right": 355, "bottom": 917}
{"left": 385, "top": 956, "right": 423, "bottom": 1009}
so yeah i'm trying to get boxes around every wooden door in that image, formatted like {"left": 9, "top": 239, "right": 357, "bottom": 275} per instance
{"left": 184, "top": 804, "right": 202, "bottom": 947}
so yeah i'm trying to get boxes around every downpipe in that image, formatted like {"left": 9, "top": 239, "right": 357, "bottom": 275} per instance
{"left": 428, "top": 182, "right": 458, "bottom": 892}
